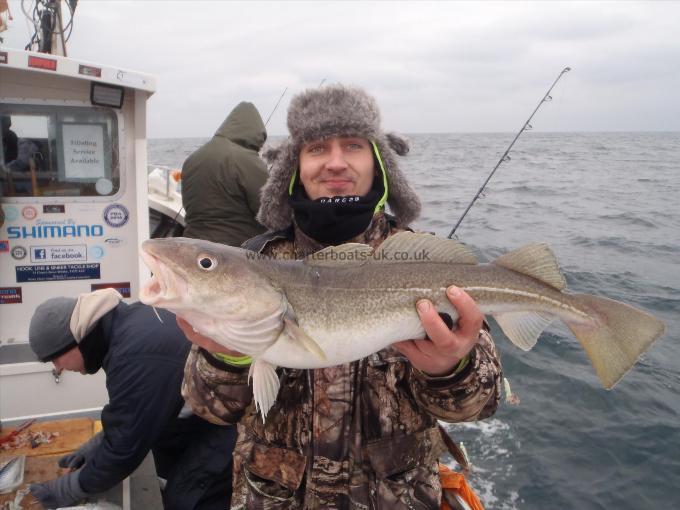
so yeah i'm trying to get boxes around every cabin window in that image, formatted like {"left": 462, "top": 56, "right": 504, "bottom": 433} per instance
{"left": 0, "top": 104, "right": 119, "bottom": 198}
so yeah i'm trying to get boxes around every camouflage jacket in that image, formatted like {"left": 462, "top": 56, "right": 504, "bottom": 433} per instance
{"left": 182, "top": 214, "right": 503, "bottom": 509}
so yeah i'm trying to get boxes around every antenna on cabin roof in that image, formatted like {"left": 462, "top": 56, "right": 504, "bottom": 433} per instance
{"left": 23, "top": 0, "right": 78, "bottom": 56}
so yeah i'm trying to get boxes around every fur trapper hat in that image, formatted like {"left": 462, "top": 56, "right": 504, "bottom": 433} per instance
{"left": 257, "top": 84, "right": 421, "bottom": 230}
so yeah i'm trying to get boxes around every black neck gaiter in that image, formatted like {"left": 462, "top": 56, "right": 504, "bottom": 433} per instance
{"left": 289, "top": 175, "right": 385, "bottom": 245}
{"left": 78, "top": 317, "right": 111, "bottom": 375}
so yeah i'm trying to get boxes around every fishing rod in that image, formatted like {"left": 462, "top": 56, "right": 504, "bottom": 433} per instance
{"left": 447, "top": 66, "right": 571, "bottom": 239}
{"left": 264, "top": 86, "right": 288, "bottom": 127}
{"left": 264, "top": 78, "right": 325, "bottom": 128}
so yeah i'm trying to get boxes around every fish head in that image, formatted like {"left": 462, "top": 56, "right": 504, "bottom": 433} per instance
{"left": 139, "top": 237, "right": 283, "bottom": 322}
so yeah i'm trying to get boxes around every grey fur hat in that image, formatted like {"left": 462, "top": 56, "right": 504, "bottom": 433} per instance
{"left": 257, "top": 84, "right": 421, "bottom": 230}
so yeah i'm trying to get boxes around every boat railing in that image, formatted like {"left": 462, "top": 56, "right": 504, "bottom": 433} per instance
{"left": 147, "top": 164, "right": 181, "bottom": 200}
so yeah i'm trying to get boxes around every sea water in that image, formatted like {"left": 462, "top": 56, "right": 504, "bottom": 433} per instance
{"left": 149, "top": 132, "right": 680, "bottom": 509}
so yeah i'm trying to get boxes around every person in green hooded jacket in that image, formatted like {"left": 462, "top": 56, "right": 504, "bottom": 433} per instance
{"left": 181, "top": 102, "right": 268, "bottom": 246}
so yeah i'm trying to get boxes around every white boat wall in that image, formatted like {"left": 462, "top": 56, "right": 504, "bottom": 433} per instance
{"left": 0, "top": 47, "right": 160, "bottom": 424}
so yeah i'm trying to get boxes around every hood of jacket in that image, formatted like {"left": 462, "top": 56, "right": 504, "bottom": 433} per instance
{"left": 215, "top": 102, "right": 267, "bottom": 152}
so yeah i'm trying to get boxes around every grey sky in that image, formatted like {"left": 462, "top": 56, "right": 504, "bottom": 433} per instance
{"left": 4, "top": 1, "right": 679, "bottom": 138}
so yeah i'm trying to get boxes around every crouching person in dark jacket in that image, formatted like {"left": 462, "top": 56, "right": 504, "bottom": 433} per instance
{"left": 27, "top": 288, "right": 236, "bottom": 509}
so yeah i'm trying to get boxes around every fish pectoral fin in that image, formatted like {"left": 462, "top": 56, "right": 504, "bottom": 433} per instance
{"left": 378, "top": 231, "right": 478, "bottom": 264}
{"left": 248, "top": 358, "right": 281, "bottom": 423}
{"left": 283, "top": 316, "right": 327, "bottom": 361}
{"left": 493, "top": 311, "right": 554, "bottom": 351}
{"left": 492, "top": 244, "right": 566, "bottom": 290}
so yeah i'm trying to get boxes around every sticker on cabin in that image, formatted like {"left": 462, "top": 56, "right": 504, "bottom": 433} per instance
{"left": 89, "top": 245, "right": 105, "bottom": 260}
{"left": 96, "top": 178, "right": 113, "bottom": 195}
{"left": 22, "top": 206, "right": 38, "bottom": 220}
{"left": 7, "top": 222, "right": 104, "bottom": 239}
{"left": 11, "top": 246, "right": 27, "bottom": 260}
{"left": 0, "top": 240, "right": 8, "bottom": 253}
{"left": 91, "top": 282, "right": 131, "bottom": 298}
{"left": 62, "top": 123, "right": 106, "bottom": 179}
{"left": 15, "top": 263, "right": 101, "bottom": 283}
{"left": 103, "top": 204, "right": 129, "bottom": 228}
{"left": 2, "top": 206, "right": 19, "bottom": 222}
{"left": 43, "top": 204, "right": 66, "bottom": 214}
{"left": 0, "top": 287, "right": 22, "bottom": 305}
{"left": 30, "top": 244, "right": 87, "bottom": 263}
{"left": 104, "top": 237, "right": 126, "bottom": 248}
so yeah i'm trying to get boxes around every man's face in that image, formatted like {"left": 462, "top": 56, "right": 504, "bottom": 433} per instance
{"left": 52, "top": 347, "right": 86, "bottom": 375}
{"left": 299, "top": 136, "right": 375, "bottom": 200}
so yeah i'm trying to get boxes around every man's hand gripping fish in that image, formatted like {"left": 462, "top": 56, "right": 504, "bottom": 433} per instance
{"left": 139, "top": 232, "right": 666, "bottom": 421}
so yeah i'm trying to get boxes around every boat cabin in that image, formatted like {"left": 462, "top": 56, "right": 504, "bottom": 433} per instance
{"left": 0, "top": 47, "right": 156, "bottom": 424}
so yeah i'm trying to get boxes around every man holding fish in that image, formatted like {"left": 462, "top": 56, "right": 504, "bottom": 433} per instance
{"left": 171, "top": 85, "right": 503, "bottom": 508}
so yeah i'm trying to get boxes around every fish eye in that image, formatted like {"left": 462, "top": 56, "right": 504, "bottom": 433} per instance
{"left": 197, "top": 254, "right": 218, "bottom": 271}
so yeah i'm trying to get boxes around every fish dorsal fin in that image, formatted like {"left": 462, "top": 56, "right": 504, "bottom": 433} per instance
{"left": 493, "top": 311, "right": 554, "bottom": 351}
{"left": 377, "top": 232, "right": 478, "bottom": 264}
{"left": 493, "top": 243, "right": 566, "bottom": 290}
{"left": 304, "top": 243, "right": 373, "bottom": 267}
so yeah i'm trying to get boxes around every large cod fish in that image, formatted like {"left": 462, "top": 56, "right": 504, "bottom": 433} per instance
{"left": 139, "top": 232, "right": 665, "bottom": 420}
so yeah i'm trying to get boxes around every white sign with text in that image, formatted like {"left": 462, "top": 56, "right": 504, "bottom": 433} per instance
{"left": 62, "top": 123, "right": 106, "bottom": 179}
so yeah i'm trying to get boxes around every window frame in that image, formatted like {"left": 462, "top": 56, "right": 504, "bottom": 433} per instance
{"left": 0, "top": 99, "right": 125, "bottom": 203}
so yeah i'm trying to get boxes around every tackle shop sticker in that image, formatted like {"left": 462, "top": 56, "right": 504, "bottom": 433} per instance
{"left": 0, "top": 240, "right": 8, "bottom": 253}
{"left": 11, "top": 245, "right": 27, "bottom": 260}
{"left": 3, "top": 206, "right": 19, "bottom": 222}
{"left": 91, "top": 281, "right": 131, "bottom": 298}
{"left": 0, "top": 287, "right": 23, "bottom": 305}
{"left": 103, "top": 204, "right": 129, "bottom": 228}
{"left": 22, "top": 206, "right": 38, "bottom": 220}
{"left": 15, "top": 263, "right": 101, "bottom": 283}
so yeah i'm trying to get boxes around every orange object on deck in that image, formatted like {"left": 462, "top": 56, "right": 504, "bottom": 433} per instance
{"left": 439, "top": 463, "right": 485, "bottom": 510}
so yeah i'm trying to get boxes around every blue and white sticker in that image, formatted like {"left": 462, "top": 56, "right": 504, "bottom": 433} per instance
{"left": 16, "top": 263, "right": 101, "bottom": 283}
{"left": 2, "top": 206, "right": 19, "bottom": 222}
{"left": 89, "top": 245, "right": 105, "bottom": 260}
{"left": 30, "top": 244, "right": 87, "bottom": 263}
{"left": 103, "top": 204, "right": 129, "bottom": 228}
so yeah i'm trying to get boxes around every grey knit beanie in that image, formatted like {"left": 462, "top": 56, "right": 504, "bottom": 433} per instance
{"left": 29, "top": 289, "right": 122, "bottom": 362}
{"left": 257, "top": 84, "right": 421, "bottom": 230}
{"left": 29, "top": 297, "right": 78, "bottom": 362}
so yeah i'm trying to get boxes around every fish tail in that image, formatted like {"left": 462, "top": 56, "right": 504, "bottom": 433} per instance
{"left": 566, "top": 294, "right": 666, "bottom": 389}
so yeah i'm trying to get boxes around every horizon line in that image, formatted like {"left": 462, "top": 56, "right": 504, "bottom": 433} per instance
{"left": 149, "top": 130, "right": 680, "bottom": 140}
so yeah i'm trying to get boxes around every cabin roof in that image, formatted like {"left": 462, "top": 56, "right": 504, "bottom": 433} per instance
{"left": 0, "top": 47, "right": 156, "bottom": 94}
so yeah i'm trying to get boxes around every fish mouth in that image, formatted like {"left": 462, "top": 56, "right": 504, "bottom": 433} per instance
{"left": 139, "top": 249, "right": 188, "bottom": 306}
